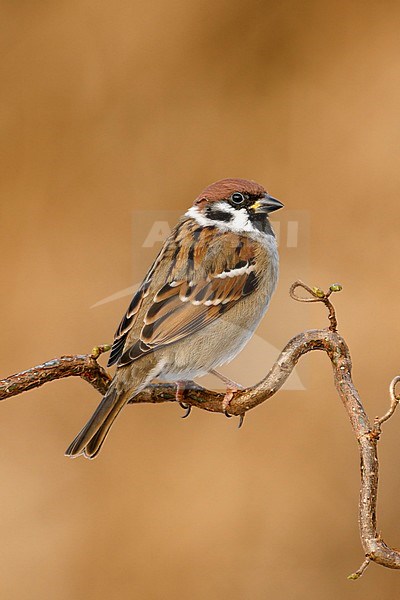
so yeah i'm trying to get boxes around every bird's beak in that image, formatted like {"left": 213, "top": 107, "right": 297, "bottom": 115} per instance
{"left": 250, "top": 194, "right": 284, "bottom": 214}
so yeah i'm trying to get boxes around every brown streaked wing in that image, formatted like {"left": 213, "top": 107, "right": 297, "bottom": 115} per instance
{"left": 108, "top": 219, "right": 208, "bottom": 367}
{"left": 118, "top": 230, "right": 261, "bottom": 366}
{"left": 107, "top": 284, "right": 148, "bottom": 366}
{"left": 106, "top": 227, "right": 180, "bottom": 367}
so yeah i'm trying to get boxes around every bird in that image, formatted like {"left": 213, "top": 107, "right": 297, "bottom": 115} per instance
{"left": 65, "top": 178, "right": 283, "bottom": 459}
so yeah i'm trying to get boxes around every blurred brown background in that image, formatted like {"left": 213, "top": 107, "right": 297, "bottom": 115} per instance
{"left": 1, "top": 1, "right": 400, "bottom": 598}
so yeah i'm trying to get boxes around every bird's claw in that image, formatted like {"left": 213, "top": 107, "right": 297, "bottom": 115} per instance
{"left": 221, "top": 389, "right": 245, "bottom": 427}
{"left": 175, "top": 381, "right": 192, "bottom": 418}
{"left": 179, "top": 402, "right": 192, "bottom": 419}
{"left": 225, "top": 410, "right": 245, "bottom": 428}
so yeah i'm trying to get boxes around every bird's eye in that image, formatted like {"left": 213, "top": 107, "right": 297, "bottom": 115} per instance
{"left": 231, "top": 192, "right": 245, "bottom": 205}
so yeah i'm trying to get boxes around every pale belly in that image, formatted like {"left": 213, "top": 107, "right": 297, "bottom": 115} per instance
{"left": 157, "top": 284, "right": 273, "bottom": 381}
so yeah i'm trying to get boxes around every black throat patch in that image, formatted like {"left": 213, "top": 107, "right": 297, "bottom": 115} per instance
{"left": 249, "top": 213, "right": 275, "bottom": 236}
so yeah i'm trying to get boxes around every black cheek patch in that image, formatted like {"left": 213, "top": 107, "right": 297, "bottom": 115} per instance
{"left": 206, "top": 208, "right": 233, "bottom": 222}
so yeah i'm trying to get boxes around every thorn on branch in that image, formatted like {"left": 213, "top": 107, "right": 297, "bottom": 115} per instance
{"left": 289, "top": 280, "right": 342, "bottom": 332}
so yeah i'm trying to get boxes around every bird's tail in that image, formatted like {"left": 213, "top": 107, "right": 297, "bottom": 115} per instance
{"left": 65, "top": 383, "right": 132, "bottom": 459}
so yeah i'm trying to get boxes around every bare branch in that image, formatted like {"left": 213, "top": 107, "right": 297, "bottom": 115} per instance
{"left": 348, "top": 557, "right": 371, "bottom": 580}
{"left": 1, "top": 282, "right": 400, "bottom": 577}
{"left": 0, "top": 345, "right": 112, "bottom": 401}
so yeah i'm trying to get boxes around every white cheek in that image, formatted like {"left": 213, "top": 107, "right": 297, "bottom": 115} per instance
{"left": 185, "top": 203, "right": 254, "bottom": 233}
{"left": 210, "top": 203, "right": 254, "bottom": 232}
{"left": 185, "top": 206, "right": 213, "bottom": 227}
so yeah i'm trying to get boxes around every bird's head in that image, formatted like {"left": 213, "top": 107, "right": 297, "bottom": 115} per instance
{"left": 187, "top": 178, "right": 283, "bottom": 234}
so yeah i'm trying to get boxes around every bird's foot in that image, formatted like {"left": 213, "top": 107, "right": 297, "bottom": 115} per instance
{"left": 210, "top": 369, "right": 245, "bottom": 426}
{"left": 221, "top": 387, "right": 235, "bottom": 417}
{"left": 221, "top": 386, "right": 245, "bottom": 428}
{"left": 176, "top": 381, "right": 192, "bottom": 419}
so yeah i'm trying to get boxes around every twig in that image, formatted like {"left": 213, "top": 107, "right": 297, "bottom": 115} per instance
{"left": 289, "top": 280, "right": 342, "bottom": 331}
{"left": 374, "top": 376, "right": 400, "bottom": 428}
{"left": 348, "top": 557, "right": 371, "bottom": 580}
{"left": 1, "top": 281, "right": 400, "bottom": 577}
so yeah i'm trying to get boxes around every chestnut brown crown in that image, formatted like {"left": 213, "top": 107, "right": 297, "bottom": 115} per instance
{"left": 195, "top": 178, "right": 266, "bottom": 205}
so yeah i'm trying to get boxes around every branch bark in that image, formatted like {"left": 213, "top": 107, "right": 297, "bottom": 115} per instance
{"left": 1, "top": 281, "right": 399, "bottom": 579}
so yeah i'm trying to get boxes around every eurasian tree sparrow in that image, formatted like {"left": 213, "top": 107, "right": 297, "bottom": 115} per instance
{"left": 66, "top": 178, "right": 283, "bottom": 458}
